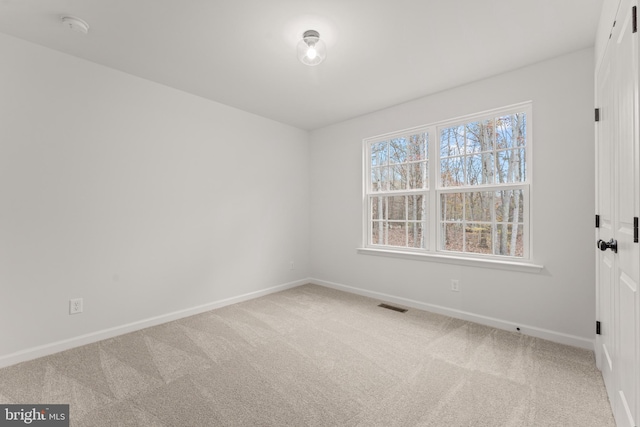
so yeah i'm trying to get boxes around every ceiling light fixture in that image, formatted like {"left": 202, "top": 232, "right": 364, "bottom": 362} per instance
{"left": 297, "top": 30, "right": 326, "bottom": 66}
{"left": 61, "top": 16, "right": 90, "bottom": 34}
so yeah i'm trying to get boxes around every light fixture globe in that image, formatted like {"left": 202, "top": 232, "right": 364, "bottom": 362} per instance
{"left": 297, "top": 30, "right": 326, "bottom": 66}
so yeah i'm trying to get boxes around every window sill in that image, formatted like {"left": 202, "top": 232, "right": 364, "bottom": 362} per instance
{"left": 356, "top": 247, "right": 544, "bottom": 273}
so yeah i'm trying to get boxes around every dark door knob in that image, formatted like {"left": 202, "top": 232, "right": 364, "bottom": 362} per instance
{"left": 597, "top": 238, "right": 618, "bottom": 253}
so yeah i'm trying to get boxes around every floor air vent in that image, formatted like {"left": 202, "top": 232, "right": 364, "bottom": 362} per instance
{"left": 378, "top": 303, "right": 408, "bottom": 313}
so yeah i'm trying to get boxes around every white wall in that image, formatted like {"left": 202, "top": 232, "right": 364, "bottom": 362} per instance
{"left": 0, "top": 33, "right": 310, "bottom": 364}
{"left": 309, "top": 48, "right": 596, "bottom": 346}
{"left": 0, "top": 29, "right": 597, "bottom": 364}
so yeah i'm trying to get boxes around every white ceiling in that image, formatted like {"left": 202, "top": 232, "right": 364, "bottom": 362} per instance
{"left": 0, "top": 0, "right": 603, "bottom": 130}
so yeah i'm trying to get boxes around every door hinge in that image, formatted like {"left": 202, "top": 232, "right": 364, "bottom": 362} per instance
{"left": 633, "top": 6, "right": 637, "bottom": 33}
{"left": 634, "top": 217, "right": 638, "bottom": 242}
{"left": 596, "top": 214, "right": 600, "bottom": 228}
{"left": 595, "top": 108, "right": 600, "bottom": 122}
{"left": 596, "top": 321, "right": 601, "bottom": 335}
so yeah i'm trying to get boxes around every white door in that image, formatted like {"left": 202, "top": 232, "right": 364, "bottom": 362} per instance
{"left": 596, "top": 1, "right": 640, "bottom": 426}
{"left": 596, "top": 29, "right": 616, "bottom": 397}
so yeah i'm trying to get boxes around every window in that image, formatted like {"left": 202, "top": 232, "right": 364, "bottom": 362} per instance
{"left": 364, "top": 103, "right": 531, "bottom": 262}
{"left": 370, "top": 132, "right": 429, "bottom": 248}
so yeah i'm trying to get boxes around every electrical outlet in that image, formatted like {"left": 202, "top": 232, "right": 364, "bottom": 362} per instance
{"left": 290, "top": 261, "right": 295, "bottom": 270}
{"left": 69, "top": 298, "right": 83, "bottom": 315}
{"left": 451, "top": 279, "right": 460, "bottom": 292}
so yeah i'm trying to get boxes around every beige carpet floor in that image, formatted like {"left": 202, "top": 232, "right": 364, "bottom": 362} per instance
{"left": 0, "top": 284, "right": 614, "bottom": 426}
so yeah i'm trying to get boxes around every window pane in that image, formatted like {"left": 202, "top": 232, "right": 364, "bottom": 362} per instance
{"left": 495, "top": 189, "right": 524, "bottom": 222}
{"left": 441, "top": 193, "right": 464, "bottom": 221}
{"left": 371, "top": 195, "right": 427, "bottom": 249}
{"left": 440, "top": 126, "right": 464, "bottom": 157}
{"left": 496, "top": 149, "right": 526, "bottom": 183}
{"left": 371, "top": 166, "right": 388, "bottom": 191}
{"left": 371, "top": 141, "right": 388, "bottom": 166}
{"left": 465, "top": 223, "right": 493, "bottom": 254}
{"left": 388, "top": 196, "right": 406, "bottom": 221}
{"left": 407, "top": 161, "right": 427, "bottom": 189}
{"left": 389, "top": 137, "right": 408, "bottom": 164}
{"left": 467, "top": 154, "right": 494, "bottom": 185}
{"left": 371, "top": 196, "right": 387, "bottom": 220}
{"left": 408, "top": 222, "right": 425, "bottom": 248}
{"left": 371, "top": 221, "right": 386, "bottom": 245}
{"left": 441, "top": 157, "right": 464, "bottom": 187}
{"left": 442, "top": 222, "right": 464, "bottom": 252}
{"left": 496, "top": 113, "right": 526, "bottom": 149}
{"left": 465, "top": 191, "right": 492, "bottom": 222}
{"left": 495, "top": 223, "right": 524, "bottom": 257}
{"left": 519, "top": 114, "right": 527, "bottom": 147}
{"left": 390, "top": 164, "right": 407, "bottom": 190}
{"left": 465, "top": 119, "right": 493, "bottom": 153}
{"left": 387, "top": 222, "right": 406, "bottom": 247}
{"left": 408, "top": 194, "right": 426, "bottom": 221}
{"left": 408, "top": 133, "right": 428, "bottom": 161}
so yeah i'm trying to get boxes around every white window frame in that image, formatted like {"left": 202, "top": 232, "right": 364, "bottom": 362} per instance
{"left": 361, "top": 102, "right": 541, "bottom": 272}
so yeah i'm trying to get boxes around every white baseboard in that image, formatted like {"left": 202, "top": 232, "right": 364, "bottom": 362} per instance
{"left": 1, "top": 276, "right": 595, "bottom": 369}
{"left": 309, "top": 277, "right": 595, "bottom": 351}
{"left": 0, "top": 279, "right": 307, "bottom": 369}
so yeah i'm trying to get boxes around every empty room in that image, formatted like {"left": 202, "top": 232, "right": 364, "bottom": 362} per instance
{"left": 0, "top": 0, "right": 637, "bottom": 426}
